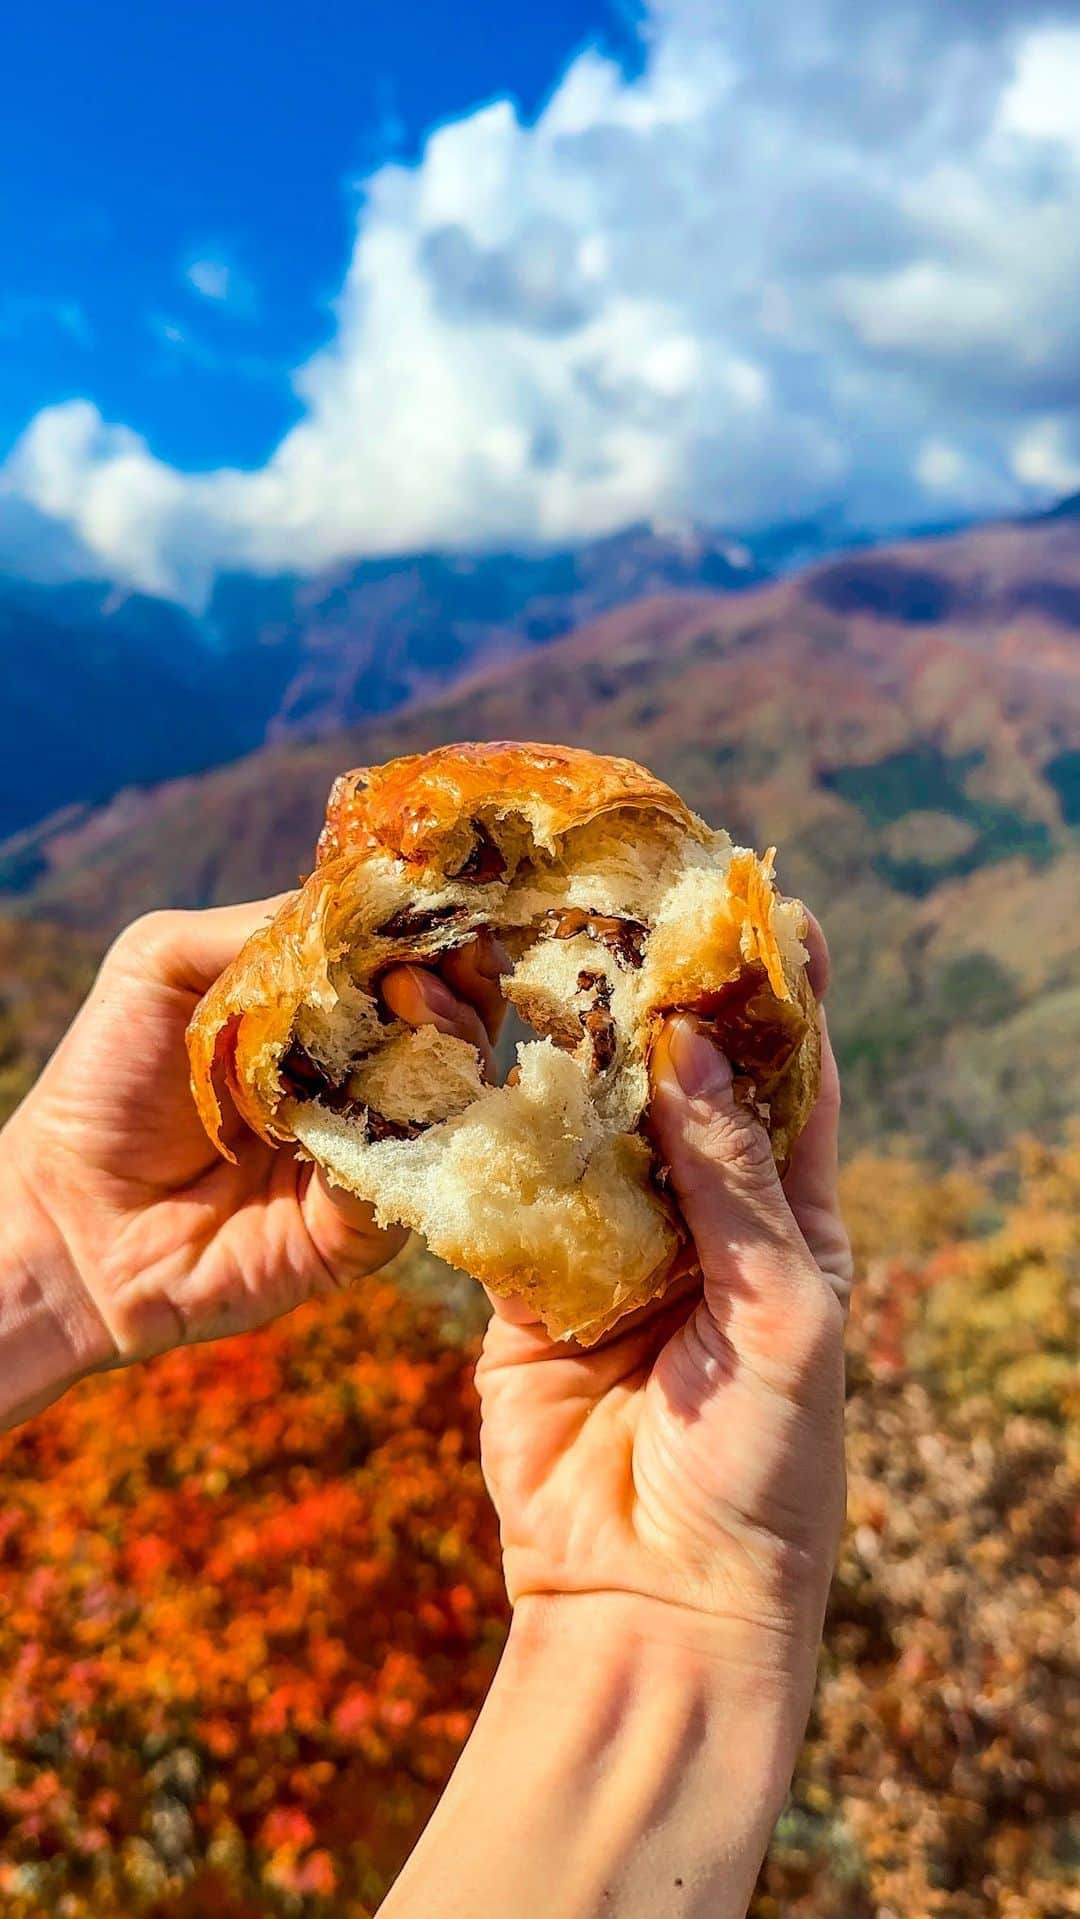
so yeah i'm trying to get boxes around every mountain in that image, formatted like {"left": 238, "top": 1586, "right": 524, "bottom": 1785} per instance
{"left": 236, "top": 521, "right": 766, "bottom": 744}
{"left": 4, "top": 509, "right": 1078, "bottom": 1157}
{"left": 1038, "top": 488, "right": 1080, "bottom": 522}
{"left": 0, "top": 523, "right": 764, "bottom": 840}
{"left": 0, "top": 577, "right": 251, "bottom": 842}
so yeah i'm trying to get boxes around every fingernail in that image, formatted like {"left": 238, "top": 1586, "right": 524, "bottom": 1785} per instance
{"left": 409, "top": 968, "right": 461, "bottom": 1018}
{"left": 385, "top": 965, "right": 459, "bottom": 1021}
{"left": 663, "top": 1017, "right": 732, "bottom": 1101}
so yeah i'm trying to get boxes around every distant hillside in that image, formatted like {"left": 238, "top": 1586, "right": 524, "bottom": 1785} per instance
{"left": 0, "top": 523, "right": 764, "bottom": 839}
{"left": 0, "top": 915, "right": 99, "bottom": 1122}
{"left": 3, "top": 511, "right": 1078, "bottom": 1156}
{"left": 0, "top": 578, "right": 249, "bottom": 841}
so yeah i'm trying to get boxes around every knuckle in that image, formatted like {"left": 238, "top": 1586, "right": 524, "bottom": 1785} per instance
{"left": 697, "top": 1104, "right": 777, "bottom": 1181}
{"left": 811, "top": 1282, "right": 847, "bottom": 1349}
{"left": 105, "top": 909, "right": 186, "bottom": 976}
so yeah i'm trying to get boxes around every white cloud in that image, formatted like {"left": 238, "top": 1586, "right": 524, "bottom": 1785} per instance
{"left": 915, "top": 437, "right": 1019, "bottom": 513}
{"left": 186, "top": 258, "right": 232, "bottom": 302}
{"left": 999, "top": 24, "right": 1080, "bottom": 153}
{"left": 5, "top": 0, "right": 1080, "bottom": 604}
{"left": 183, "top": 252, "right": 258, "bottom": 315}
{"left": 917, "top": 440, "right": 980, "bottom": 499}
{"left": 1012, "top": 416, "right": 1080, "bottom": 494}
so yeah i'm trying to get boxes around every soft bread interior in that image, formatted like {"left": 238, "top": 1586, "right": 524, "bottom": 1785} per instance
{"left": 290, "top": 1042, "right": 673, "bottom": 1340}
{"left": 270, "top": 803, "right": 809, "bottom": 1341}
{"left": 345, "top": 1027, "right": 486, "bottom": 1129}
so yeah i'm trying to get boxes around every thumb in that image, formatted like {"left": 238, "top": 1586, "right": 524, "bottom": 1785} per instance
{"left": 650, "top": 1016, "right": 838, "bottom": 1387}
{"left": 299, "top": 1162, "right": 408, "bottom": 1286}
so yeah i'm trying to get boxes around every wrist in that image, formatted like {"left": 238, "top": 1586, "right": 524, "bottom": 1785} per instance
{"left": 0, "top": 1128, "right": 115, "bottom": 1429}
{"left": 509, "top": 1584, "right": 821, "bottom": 1677}
{"left": 506, "top": 1587, "right": 815, "bottom": 1810}
{"left": 502, "top": 1592, "right": 812, "bottom": 1918}
{"left": 386, "top": 1587, "right": 816, "bottom": 1919}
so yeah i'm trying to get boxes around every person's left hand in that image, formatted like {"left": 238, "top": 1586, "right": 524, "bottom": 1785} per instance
{"left": 1, "top": 901, "right": 507, "bottom": 1404}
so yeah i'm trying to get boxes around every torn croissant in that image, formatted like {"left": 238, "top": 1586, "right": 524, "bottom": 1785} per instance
{"left": 187, "top": 741, "right": 819, "bottom": 1344}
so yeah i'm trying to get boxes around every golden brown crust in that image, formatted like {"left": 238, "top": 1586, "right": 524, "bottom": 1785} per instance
{"left": 317, "top": 739, "right": 699, "bottom": 868}
{"left": 757, "top": 965, "right": 820, "bottom": 1171}
{"left": 187, "top": 740, "right": 821, "bottom": 1338}
{"left": 187, "top": 877, "right": 337, "bottom": 1157}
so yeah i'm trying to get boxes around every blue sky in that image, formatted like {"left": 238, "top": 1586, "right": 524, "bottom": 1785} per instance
{"left": 1, "top": 0, "right": 634, "bottom": 469}
{"left": 4, "top": 1, "right": 1080, "bottom": 602}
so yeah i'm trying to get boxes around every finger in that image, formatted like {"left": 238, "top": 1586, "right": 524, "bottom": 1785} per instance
{"left": 300, "top": 1163, "right": 408, "bottom": 1286}
{"left": 782, "top": 1007, "right": 853, "bottom": 1311}
{"left": 801, "top": 909, "right": 830, "bottom": 1000}
{"left": 650, "top": 1016, "right": 839, "bottom": 1379}
{"left": 440, "top": 934, "right": 511, "bottom": 1042}
{"left": 381, "top": 964, "right": 497, "bottom": 1080}
{"left": 482, "top": 1284, "right": 546, "bottom": 1327}
{"left": 106, "top": 897, "right": 294, "bottom": 997}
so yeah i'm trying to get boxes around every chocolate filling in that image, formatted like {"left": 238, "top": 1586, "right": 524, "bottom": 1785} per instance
{"left": 377, "top": 902, "right": 466, "bottom": 940}
{"left": 545, "top": 908, "right": 648, "bottom": 969}
{"left": 451, "top": 822, "right": 507, "bottom": 884}
{"left": 280, "top": 1042, "right": 428, "bottom": 1140}
{"left": 581, "top": 1004, "right": 618, "bottom": 1072}
{"left": 365, "top": 1110, "right": 425, "bottom": 1143}
{"left": 280, "top": 1039, "right": 339, "bottom": 1103}
{"left": 576, "top": 968, "right": 613, "bottom": 1008}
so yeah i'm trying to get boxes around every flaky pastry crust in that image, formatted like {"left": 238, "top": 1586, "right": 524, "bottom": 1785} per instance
{"left": 187, "top": 741, "right": 820, "bottom": 1343}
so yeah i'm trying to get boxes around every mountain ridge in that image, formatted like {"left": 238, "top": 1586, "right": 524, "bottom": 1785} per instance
{"left": 0, "top": 522, "right": 768, "bottom": 839}
{"left": 4, "top": 506, "right": 1078, "bottom": 1158}
{"left": 3, "top": 499, "right": 1068, "bottom": 842}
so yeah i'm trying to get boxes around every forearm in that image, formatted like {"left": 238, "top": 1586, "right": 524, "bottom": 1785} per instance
{"left": 381, "top": 1592, "right": 816, "bottom": 1919}
{"left": 0, "top": 1150, "right": 113, "bottom": 1430}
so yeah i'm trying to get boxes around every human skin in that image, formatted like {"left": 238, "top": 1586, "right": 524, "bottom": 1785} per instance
{"left": 0, "top": 900, "right": 851, "bottom": 1917}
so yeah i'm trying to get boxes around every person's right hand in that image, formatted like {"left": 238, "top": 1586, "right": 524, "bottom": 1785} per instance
{"left": 386, "top": 926, "right": 853, "bottom": 1919}
{"left": 475, "top": 922, "right": 852, "bottom": 1665}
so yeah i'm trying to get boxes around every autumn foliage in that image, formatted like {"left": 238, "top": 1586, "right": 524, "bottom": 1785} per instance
{"left": 0, "top": 1268, "right": 505, "bottom": 1917}
{"left": 757, "top": 1135, "right": 1079, "bottom": 1919}
{"left": 0, "top": 1139, "right": 1077, "bottom": 1918}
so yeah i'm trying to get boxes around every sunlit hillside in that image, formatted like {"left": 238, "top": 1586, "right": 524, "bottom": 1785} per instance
{"left": 3, "top": 513, "right": 1078, "bottom": 1156}
{"left": 0, "top": 917, "right": 98, "bottom": 1125}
